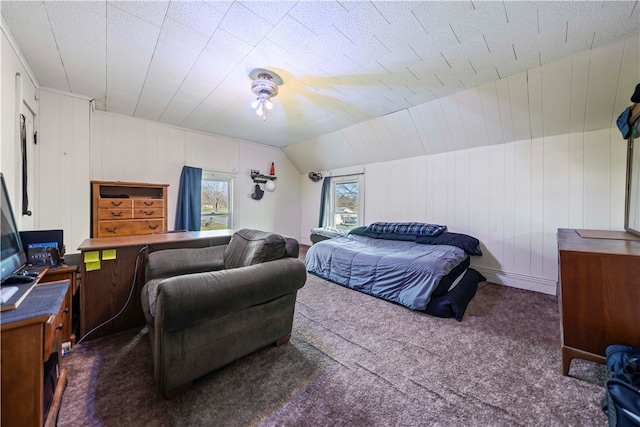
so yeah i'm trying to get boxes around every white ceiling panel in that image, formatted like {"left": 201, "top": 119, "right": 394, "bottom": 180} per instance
{"left": 477, "top": 81, "right": 504, "bottom": 146}
{"left": 456, "top": 87, "right": 489, "bottom": 149}
{"left": 218, "top": 2, "right": 272, "bottom": 46}
{"left": 568, "top": 50, "right": 590, "bottom": 134}
{"left": 541, "top": 56, "right": 573, "bottom": 137}
{"left": 166, "top": 1, "right": 225, "bottom": 37}
{"left": 1, "top": 0, "right": 638, "bottom": 173}
{"left": 1, "top": 1, "right": 69, "bottom": 91}
{"left": 287, "top": 1, "right": 347, "bottom": 34}
{"left": 584, "top": 37, "right": 626, "bottom": 132}
{"left": 110, "top": 1, "right": 169, "bottom": 27}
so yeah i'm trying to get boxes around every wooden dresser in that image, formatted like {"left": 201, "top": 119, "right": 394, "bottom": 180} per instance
{"left": 557, "top": 228, "right": 640, "bottom": 375}
{"left": 91, "top": 181, "right": 168, "bottom": 238}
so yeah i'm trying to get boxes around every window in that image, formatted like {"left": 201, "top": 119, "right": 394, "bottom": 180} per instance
{"left": 201, "top": 172, "right": 233, "bottom": 230}
{"left": 328, "top": 175, "right": 364, "bottom": 231}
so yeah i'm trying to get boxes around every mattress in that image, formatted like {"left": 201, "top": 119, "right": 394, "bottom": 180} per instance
{"left": 304, "top": 234, "right": 483, "bottom": 320}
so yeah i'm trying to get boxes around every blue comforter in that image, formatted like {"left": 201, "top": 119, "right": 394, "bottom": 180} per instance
{"left": 305, "top": 234, "right": 469, "bottom": 311}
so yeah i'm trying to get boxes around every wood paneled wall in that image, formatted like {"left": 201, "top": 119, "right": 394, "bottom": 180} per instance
{"left": 285, "top": 35, "right": 639, "bottom": 175}
{"left": 35, "top": 101, "right": 301, "bottom": 253}
{"left": 300, "top": 127, "right": 626, "bottom": 294}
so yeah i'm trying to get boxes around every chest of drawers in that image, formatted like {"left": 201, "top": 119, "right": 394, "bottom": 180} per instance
{"left": 557, "top": 228, "right": 640, "bottom": 375}
{"left": 91, "top": 181, "right": 169, "bottom": 238}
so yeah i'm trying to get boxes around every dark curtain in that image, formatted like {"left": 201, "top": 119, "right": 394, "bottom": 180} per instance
{"left": 318, "top": 176, "right": 331, "bottom": 227}
{"left": 175, "top": 166, "right": 202, "bottom": 231}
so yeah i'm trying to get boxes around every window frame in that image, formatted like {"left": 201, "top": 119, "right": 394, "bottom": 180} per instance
{"left": 327, "top": 174, "right": 364, "bottom": 230}
{"left": 200, "top": 170, "right": 234, "bottom": 231}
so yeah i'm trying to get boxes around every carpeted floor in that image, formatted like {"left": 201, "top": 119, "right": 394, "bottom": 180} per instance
{"left": 58, "top": 262, "right": 609, "bottom": 426}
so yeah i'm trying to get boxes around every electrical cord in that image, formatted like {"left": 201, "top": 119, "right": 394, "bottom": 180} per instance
{"left": 74, "top": 245, "right": 148, "bottom": 346}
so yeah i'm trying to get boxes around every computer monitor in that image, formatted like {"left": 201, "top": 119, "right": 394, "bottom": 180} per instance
{"left": 0, "top": 173, "right": 27, "bottom": 283}
{"left": 19, "top": 229, "right": 64, "bottom": 267}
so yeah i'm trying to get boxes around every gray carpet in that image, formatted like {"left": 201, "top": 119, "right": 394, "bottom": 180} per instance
{"left": 58, "top": 273, "right": 609, "bottom": 426}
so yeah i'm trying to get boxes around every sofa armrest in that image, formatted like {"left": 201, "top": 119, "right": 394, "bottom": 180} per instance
{"left": 146, "top": 245, "right": 225, "bottom": 281}
{"left": 155, "top": 257, "right": 306, "bottom": 332}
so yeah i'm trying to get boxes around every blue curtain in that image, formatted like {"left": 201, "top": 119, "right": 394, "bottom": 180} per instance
{"left": 175, "top": 166, "right": 202, "bottom": 231}
{"left": 318, "top": 176, "right": 331, "bottom": 227}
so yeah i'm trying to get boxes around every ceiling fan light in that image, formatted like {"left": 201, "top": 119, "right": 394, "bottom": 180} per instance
{"left": 249, "top": 69, "right": 282, "bottom": 122}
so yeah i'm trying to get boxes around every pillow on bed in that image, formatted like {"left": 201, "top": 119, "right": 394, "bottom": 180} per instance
{"left": 425, "top": 268, "right": 485, "bottom": 321}
{"left": 365, "top": 222, "right": 446, "bottom": 237}
{"left": 348, "top": 226, "right": 367, "bottom": 236}
{"left": 362, "top": 230, "right": 417, "bottom": 241}
{"left": 415, "top": 232, "right": 482, "bottom": 256}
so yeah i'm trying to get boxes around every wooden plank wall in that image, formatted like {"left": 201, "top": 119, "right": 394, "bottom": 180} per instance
{"left": 36, "top": 102, "right": 302, "bottom": 253}
{"left": 296, "top": 35, "right": 639, "bottom": 294}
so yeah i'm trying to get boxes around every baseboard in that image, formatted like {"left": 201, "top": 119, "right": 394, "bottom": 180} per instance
{"left": 473, "top": 266, "right": 557, "bottom": 296}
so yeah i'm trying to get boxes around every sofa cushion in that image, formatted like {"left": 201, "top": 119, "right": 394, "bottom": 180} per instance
{"left": 145, "top": 245, "right": 225, "bottom": 281}
{"left": 224, "top": 229, "right": 287, "bottom": 269}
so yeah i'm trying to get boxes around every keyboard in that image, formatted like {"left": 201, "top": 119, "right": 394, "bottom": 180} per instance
{"left": 1, "top": 286, "right": 18, "bottom": 304}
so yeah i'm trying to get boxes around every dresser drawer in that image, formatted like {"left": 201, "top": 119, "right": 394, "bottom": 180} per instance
{"left": 134, "top": 208, "right": 163, "bottom": 219}
{"left": 134, "top": 199, "right": 163, "bottom": 209}
{"left": 43, "top": 294, "right": 67, "bottom": 360}
{"left": 98, "top": 208, "right": 133, "bottom": 220}
{"left": 98, "top": 219, "right": 164, "bottom": 237}
{"left": 98, "top": 198, "right": 133, "bottom": 209}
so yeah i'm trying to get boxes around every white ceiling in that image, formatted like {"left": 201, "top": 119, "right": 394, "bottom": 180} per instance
{"left": 1, "top": 1, "right": 639, "bottom": 149}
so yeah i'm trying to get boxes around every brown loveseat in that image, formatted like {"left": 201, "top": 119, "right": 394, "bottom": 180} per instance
{"left": 141, "top": 229, "right": 307, "bottom": 398}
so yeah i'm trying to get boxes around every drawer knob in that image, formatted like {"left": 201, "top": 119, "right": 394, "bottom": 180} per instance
{"left": 106, "top": 227, "right": 118, "bottom": 233}
{"left": 63, "top": 308, "right": 69, "bottom": 314}
{"left": 111, "top": 211, "right": 123, "bottom": 217}
{"left": 143, "top": 210, "right": 154, "bottom": 215}
{"left": 56, "top": 324, "right": 63, "bottom": 331}
{"left": 110, "top": 201, "right": 123, "bottom": 206}
{"left": 149, "top": 224, "right": 159, "bottom": 230}
{"left": 144, "top": 201, "right": 154, "bottom": 206}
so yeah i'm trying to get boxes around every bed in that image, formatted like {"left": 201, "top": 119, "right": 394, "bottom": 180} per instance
{"left": 305, "top": 222, "right": 485, "bottom": 321}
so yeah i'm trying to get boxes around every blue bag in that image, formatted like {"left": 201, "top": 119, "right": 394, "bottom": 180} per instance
{"left": 602, "top": 345, "right": 640, "bottom": 427}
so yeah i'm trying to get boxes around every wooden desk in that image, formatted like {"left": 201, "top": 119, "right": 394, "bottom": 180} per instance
{"left": 1, "top": 280, "right": 71, "bottom": 427}
{"left": 77, "top": 230, "right": 233, "bottom": 340}
{"left": 557, "top": 228, "right": 640, "bottom": 375}
{"left": 41, "top": 265, "right": 78, "bottom": 345}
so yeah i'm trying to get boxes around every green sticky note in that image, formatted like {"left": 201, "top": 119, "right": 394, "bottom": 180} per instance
{"left": 102, "top": 249, "right": 116, "bottom": 260}
{"left": 86, "top": 260, "right": 101, "bottom": 271}
{"left": 84, "top": 251, "right": 100, "bottom": 263}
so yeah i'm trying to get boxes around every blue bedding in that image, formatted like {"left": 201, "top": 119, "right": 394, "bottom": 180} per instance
{"left": 305, "top": 234, "right": 470, "bottom": 311}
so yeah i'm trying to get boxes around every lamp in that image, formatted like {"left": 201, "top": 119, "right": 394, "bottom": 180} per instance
{"left": 308, "top": 172, "right": 323, "bottom": 182}
{"left": 249, "top": 69, "right": 282, "bottom": 121}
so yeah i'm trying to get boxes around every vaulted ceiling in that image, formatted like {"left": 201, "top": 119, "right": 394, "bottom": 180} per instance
{"left": 1, "top": 1, "right": 639, "bottom": 154}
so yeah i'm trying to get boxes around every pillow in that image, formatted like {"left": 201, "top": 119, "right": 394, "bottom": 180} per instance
{"left": 311, "top": 227, "right": 347, "bottom": 238}
{"left": 348, "top": 226, "right": 367, "bottom": 236}
{"left": 362, "top": 230, "right": 417, "bottom": 241}
{"left": 415, "top": 232, "right": 482, "bottom": 256}
{"left": 425, "top": 268, "right": 486, "bottom": 321}
{"left": 365, "top": 222, "right": 446, "bottom": 237}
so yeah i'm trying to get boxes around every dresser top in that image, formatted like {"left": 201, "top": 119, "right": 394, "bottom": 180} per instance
{"left": 557, "top": 228, "right": 640, "bottom": 256}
